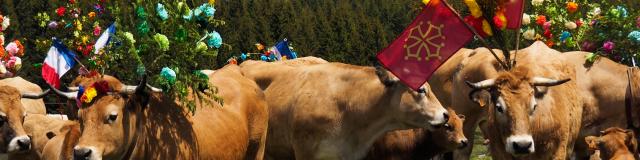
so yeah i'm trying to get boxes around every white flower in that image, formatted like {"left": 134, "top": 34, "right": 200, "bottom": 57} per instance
{"left": 523, "top": 29, "right": 536, "bottom": 40}
{"left": 0, "top": 35, "right": 4, "bottom": 44}
{"left": 1, "top": 17, "right": 9, "bottom": 31}
{"left": 14, "top": 57, "right": 21, "bottom": 70}
{"left": 522, "top": 13, "right": 531, "bottom": 25}
{"left": 592, "top": 7, "right": 601, "bottom": 16}
{"left": 531, "top": 0, "right": 544, "bottom": 6}
{"left": 0, "top": 64, "right": 7, "bottom": 74}
{"left": 565, "top": 21, "right": 577, "bottom": 30}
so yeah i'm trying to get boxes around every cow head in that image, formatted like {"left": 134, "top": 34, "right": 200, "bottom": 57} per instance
{"left": 466, "top": 67, "right": 570, "bottom": 156}
{"left": 51, "top": 76, "right": 152, "bottom": 160}
{"left": 375, "top": 66, "right": 449, "bottom": 130}
{"left": 589, "top": 127, "right": 638, "bottom": 159}
{"left": 0, "top": 86, "right": 50, "bottom": 153}
{"left": 431, "top": 108, "right": 468, "bottom": 149}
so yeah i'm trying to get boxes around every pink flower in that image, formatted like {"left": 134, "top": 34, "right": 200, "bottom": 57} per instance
{"left": 6, "top": 56, "right": 16, "bottom": 68}
{"left": 4, "top": 42, "right": 18, "bottom": 56}
{"left": 603, "top": 41, "right": 614, "bottom": 53}
{"left": 543, "top": 21, "right": 552, "bottom": 30}
{"left": 93, "top": 26, "right": 101, "bottom": 36}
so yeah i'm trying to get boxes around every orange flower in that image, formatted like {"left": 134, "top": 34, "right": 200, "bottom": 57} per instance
{"left": 546, "top": 39, "right": 554, "bottom": 47}
{"left": 536, "top": 15, "right": 546, "bottom": 25}
{"left": 14, "top": 40, "right": 24, "bottom": 57}
{"left": 88, "top": 12, "right": 96, "bottom": 18}
{"left": 567, "top": 2, "right": 578, "bottom": 13}
{"left": 493, "top": 8, "right": 507, "bottom": 30}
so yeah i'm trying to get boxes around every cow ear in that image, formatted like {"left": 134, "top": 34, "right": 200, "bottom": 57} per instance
{"left": 457, "top": 114, "right": 465, "bottom": 121}
{"left": 625, "top": 129, "right": 638, "bottom": 153}
{"left": 375, "top": 66, "right": 399, "bottom": 87}
{"left": 469, "top": 90, "right": 491, "bottom": 108}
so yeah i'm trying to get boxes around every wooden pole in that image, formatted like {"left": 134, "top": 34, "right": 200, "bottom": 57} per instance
{"left": 442, "top": 0, "right": 509, "bottom": 70}
{"left": 512, "top": 0, "right": 526, "bottom": 67}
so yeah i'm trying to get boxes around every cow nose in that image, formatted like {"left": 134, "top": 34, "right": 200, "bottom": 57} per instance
{"left": 74, "top": 147, "right": 92, "bottom": 160}
{"left": 512, "top": 141, "right": 533, "bottom": 154}
{"left": 17, "top": 139, "right": 30, "bottom": 151}
{"left": 459, "top": 139, "right": 469, "bottom": 148}
{"left": 443, "top": 112, "right": 449, "bottom": 122}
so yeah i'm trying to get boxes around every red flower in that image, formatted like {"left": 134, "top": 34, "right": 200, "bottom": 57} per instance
{"left": 82, "top": 45, "right": 93, "bottom": 56}
{"left": 546, "top": 39, "right": 554, "bottom": 47}
{"left": 56, "top": 6, "right": 66, "bottom": 16}
{"left": 543, "top": 29, "right": 552, "bottom": 38}
{"left": 566, "top": 2, "right": 578, "bottom": 13}
{"left": 576, "top": 19, "right": 583, "bottom": 27}
{"left": 536, "top": 15, "right": 546, "bottom": 26}
{"left": 69, "top": 0, "right": 75, "bottom": 4}
{"left": 92, "top": 80, "right": 111, "bottom": 93}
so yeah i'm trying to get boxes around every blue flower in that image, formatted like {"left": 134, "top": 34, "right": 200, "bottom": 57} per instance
{"left": 559, "top": 31, "right": 571, "bottom": 42}
{"left": 207, "top": 31, "right": 223, "bottom": 48}
{"left": 290, "top": 51, "right": 298, "bottom": 59}
{"left": 198, "top": 4, "right": 216, "bottom": 18}
{"left": 260, "top": 55, "right": 268, "bottom": 61}
{"left": 183, "top": 9, "right": 193, "bottom": 20}
{"left": 240, "top": 53, "right": 247, "bottom": 60}
{"left": 160, "top": 67, "right": 177, "bottom": 85}
{"left": 156, "top": 3, "right": 169, "bottom": 21}
{"left": 617, "top": 6, "right": 628, "bottom": 18}
{"left": 628, "top": 31, "right": 640, "bottom": 43}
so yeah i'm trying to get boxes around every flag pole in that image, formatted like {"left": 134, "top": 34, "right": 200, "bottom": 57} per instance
{"left": 512, "top": 0, "right": 526, "bottom": 67}
{"left": 442, "top": 0, "right": 509, "bottom": 70}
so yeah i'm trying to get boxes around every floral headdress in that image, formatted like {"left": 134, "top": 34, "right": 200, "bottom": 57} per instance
{"left": 75, "top": 80, "right": 111, "bottom": 107}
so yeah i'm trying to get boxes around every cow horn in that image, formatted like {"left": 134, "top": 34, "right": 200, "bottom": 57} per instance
{"left": 51, "top": 87, "right": 78, "bottom": 100}
{"left": 146, "top": 84, "right": 163, "bottom": 93}
{"left": 120, "top": 76, "right": 148, "bottom": 94}
{"left": 465, "top": 79, "right": 496, "bottom": 90}
{"left": 67, "top": 87, "right": 80, "bottom": 91}
{"left": 21, "top": 89, "right": 51, "bottom": 99}
{"left": 531, "top": 77, "right": 570, "bottom": 86}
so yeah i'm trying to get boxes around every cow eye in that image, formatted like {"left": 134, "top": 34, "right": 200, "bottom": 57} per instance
{"left": 107, "top": 113, "right": 118, "bottom": 124}
{"left": 444, "top": 124, "right": 453, "bottom": 131}
{"left": 0, "top": 116, "right": 5, "bottom": 126}
{"left": 417, "top": 88, "right": 427, "bottom": 94}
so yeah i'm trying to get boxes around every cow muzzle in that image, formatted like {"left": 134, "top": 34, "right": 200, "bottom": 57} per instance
{"left": 74, "top": 146, "right": 101, "bottom": 160}
{"left": 506, "top": 135, "right": 535, "bottom": 155}
{"left": 7, "top": 135, "right": 30, "bottom": 153}
{"left": 428, "top": 108, "right": 449, "bottom": 127}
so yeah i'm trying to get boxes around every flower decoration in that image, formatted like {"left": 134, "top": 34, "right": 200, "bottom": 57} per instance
{"left": 156, "top": 3, "right": 169, "bottom": 21}
{"left": 522, "top": 13, "right": 531, "bottom": 25}
{"left": 75, "top": 20, "right": 82, "bottom": 31}
{"left": 48, "top": 21, "right": 59, "bottom": 29}
{"left": 566, "top": 2, "right": 578, "bottom": 13}
{"left": 175, "top": 26, "right": 187, "bottom": 42}
{"left": 195, "top": 42, "right": 207, "bottom": 52}
{"left": 536, "top": 15, "right": 546, "bottom": 26}
{"left": 93, "top": 25, "right": 101, "bottom": 36}
{"left": 124, "top": 32, "right": 135, "bottom": 44}
{"left": 136, "top": 6, "right": 147, "bottom": 19}
{"left": 137, "top": 21, "right": 149, "bottom": 34}
{"left": 464, "top": 0, "right": 482, "bottom": 18}
{"left": 602, "top": 41, "right": 614, "bottom": 53}
{"left": 88, "top": 12, "right": 96, "bottom": 19}
{"left": 628, "top": 31, "right": 640, "bottom": 43}
{"left": 94, "top": 4, "right": 104, "bottom": 15}
{"left": 260, "top": 55, "right": 268, "bottom": 61}
{"left": 559, "top": 31, "right": 571, "bottom": 42}
{"left": 36, "top": 12, "right": 51, "bottom": 28}
{"left": 422, "top": 0, "right": 430, "bottom": 5}
{"left": 5, "top": 42, "right": 19, "bottom": 56}
{"left": 198, "top": 3, "right": 216, "bottom": 18}
{"left": 576, "top": 19, "right": 583, "bottom": 28}
{"left": 532, "top": 0, "right": 544, "bottom": 6}
{"left": 80, "top": 86, "right": 97, "bottom": 103}
{"left": 207, "top": 31, "right": 222, "bottom": 48}
{"left": 581, "top": 41, "right": 596, "bottom": 52}
{"left": 240, "top": 53, "right": 247, "bottom": 60}
{"left": 69, "top": 0, "right": 75, "bottom": 4}
{"left": 1, "top": 17, "right": 9, "bottom": 31}
{"left": 564, "top": 21, "right": 577, "bottom": 30}
{"left": 493, "top": 8, "right": 507, "bottom": 30}
{"left": 617, "top": 6, "right": 628, "bottom": 18}
{"left": 13, "top": 40, "right": 24, "bottom": 57}
{"left": 153, "top": 33, "right": 170, "bottom": 51}
{"left": 0, "top": 64, "right": 7, "bottom": 74}
{"left": 545, "top": 39, "right": 554, "bottom": 47}
{"left": 56, "top": 6, "right": 66, "bottom": 16}
{"left": 543, "top": 21, "right": 552, "bottom": 30}
{"left": 543, "top": 29, "right": 552, "bottom": 38}
{"left": 160, "top": 67, "right": 177, "bottom": 85}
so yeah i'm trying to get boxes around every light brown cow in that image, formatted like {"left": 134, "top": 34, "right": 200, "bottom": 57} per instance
{"left": 41, "top": 120, "right": 80, "bottom": 160}
{"left": 585, "top": 127, "right": 638, "bottom": 160}
{"left": 461, "top": 42, "right": 582, "bottom": 159}
{"left": 8, "top": 114, "right": 78, "bottom": 160}
{"left": 51, "top": 64, "right": 269, "bottom": 159}
{"left": 585, "top": 135, "right": 602, "bottom": 160}
{"left": 364, "top": 108, "right": 467, "bottom": 160}
{"left": 560, "top": 51, "right": 640, "bottom": 159}
{"left": 0, "top": 77, "right": 50, "bottom": 156}
{"left": 240, "top": 62, "right": 449, "bottom": 159}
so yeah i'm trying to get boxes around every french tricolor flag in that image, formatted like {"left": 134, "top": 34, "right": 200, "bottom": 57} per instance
{"left": 42, "top": 38, "right": 77, "bottom": 89}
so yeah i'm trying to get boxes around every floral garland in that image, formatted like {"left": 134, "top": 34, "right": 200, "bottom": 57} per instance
{"left": 0, "top": 13, "right": 25, "bottom": 78}
{"left": 76, "top": 80, "right": 110, "bottom": 107}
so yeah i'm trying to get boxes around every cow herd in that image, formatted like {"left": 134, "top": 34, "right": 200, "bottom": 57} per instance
{"left": 0, "top": 41, "right": 638, "bottom": 160}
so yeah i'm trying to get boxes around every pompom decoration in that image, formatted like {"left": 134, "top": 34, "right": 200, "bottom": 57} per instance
{"left": 545, "top": 39, "right": 554, "bottom": 47}
{"left": 522, "top": 13, "right": 531, "bottom": 25}
{"left": 523, "top": 29, "right": 536, "bottom": 40}
{"left": 156, "top": 3, "right": 169, "bottom": 21}
{"left": 603, "top": 41, "right": 614, "bottom": 53}
{"left": 581, "top": 41, "right": 596, "bottom": 52}
{"left": 559, "top": 31, "right": 571, "bottom": 42}
{"left": 175, "top": 26, "right": 187, "bottom": 42}
{"left": 543, "top": 29, "right": 552, "bottom": 38}
{"left": 543, "top": 21, "right": 552, "bottom": 30}
{"left": 88, "top": 12, "right": 96, "bottom": 19}
{"left": 136, "top": 6, "right": 147, "bottom": 19}
{"left": 14, "top": 40, "right": 24, "bottom": 57}
{"left": 627, "top": 31, "right": 640, "bottom": 43}
{"left": 80, "top": 87, "right": 97, "bottom": 103}
{"left": 160, "top": 67, "right": 177, "bottom": 85}
{"left": 565, "top": 21, "right": 577, "bottom": 30}
{"left": 576, "top": 19, "right": 583, "bottom": 28}
{"left": 198, "top": 4, "right": 216, "bottom": 18}
{"left": 536, "top": 15, "right": 546, "bottom": 26}
{"left": 153, "top": 33, "right": 170, "bottom": 51}
{"left": 566, "top": 2, "right": 578, "bottom": 13}
{"left": 207, "top": 31, "right": 223, "bottom": 48}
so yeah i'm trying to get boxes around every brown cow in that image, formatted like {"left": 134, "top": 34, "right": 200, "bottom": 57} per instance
{"left": 364, "top": 108, "right": 467, "bottom": 160}
{"left": 8, "top": 114, "right": 78, "bottom": 160}
{"left": 41, "top": 120, "right": 81, "bottom": 160}
{"left": 560, "top": 51, "right": 640, "bottom": 159}
{"left": 585, "top": 127, "right": 638, "bottom": 160}
{"left": 51, "top": 64, "right": 269, "bottom": 159}
{"left": 462, "top": 42, "right": 582, "bottom": 159}
{"left": 0, "top": 78, "right": 50, "bottom": 156}
{"left": 240, "top": 62, "right": 449, "bottom": 159}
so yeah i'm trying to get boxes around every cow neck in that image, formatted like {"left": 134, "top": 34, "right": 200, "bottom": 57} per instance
{"left": 119, "top": 100, "right": 143, "bottom": 160}
{"left": 625, "top": 67, "right": 639, "bottom": 134}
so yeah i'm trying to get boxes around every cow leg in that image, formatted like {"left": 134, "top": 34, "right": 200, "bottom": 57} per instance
{"left": 246, "top": 103, "right": 269, "bottom": 160}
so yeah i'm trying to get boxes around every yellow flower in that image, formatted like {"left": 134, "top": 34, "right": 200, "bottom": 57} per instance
{"left": 422, "top": 0, "right": 430, "bottom": 5}
{"left": 81, "top": 35, "right": 89, "bottom": 45}
{"left": 481, "top": 20, "right": 493, "bottom": 36}
{"left": 209, "top": 0, "right": 215, "bottom": 5}
{"left": 464, "top": 0, "right": 483, "bottom": 18}
{"left": 75, "top": 20, "right": 82, "bottom": 31}
{"left": 88, "top": 12, "right": 96, "bottom": 18}
{"left": 83, "top": 87, "right": 97, "bottom": 103}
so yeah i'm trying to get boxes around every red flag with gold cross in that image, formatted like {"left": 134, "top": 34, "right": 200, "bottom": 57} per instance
{"left": 376, "top": 0, "right": 473, "bottom": 90}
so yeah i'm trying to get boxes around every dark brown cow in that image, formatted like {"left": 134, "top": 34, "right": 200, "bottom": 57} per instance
{"left": 585, "top": 127, "right": 638, "bottom": 160}
{"left": 52, "top": 65, "right": 269, "bottom": 160}
{"left": 364, "top": 108, "right": 467, "bottom": 160}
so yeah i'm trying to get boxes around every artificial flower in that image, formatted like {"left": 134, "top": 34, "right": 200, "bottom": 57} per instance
{"left": 136, "top": 6, "right": 147, "bottom": 19}
{"left": 545, "top": 39, "right": 554, "bottom": 47}
{"left": 255, "top": 43, "right": 265, "bottom": 51}
{"left": 559, "top": 31, "right": 571, "bottom": 42}
{"left": 160, "top": 67, "right": 177, "bottom": 85}
{"left": 543, "top": 29, "right": 552, "bottom": 38}
{"left": 5, "top": 42, "right": 18, "bottom": 56}
{"left": 207, "top": 31, "right": 222, "bottom": 48}
{"left": 156, "top": 3, "right": 169, "bottom": 21}
{"left": 195, "top": 42, "right": 207, "bottom": 52}
{"left": 48, "top": 21, "right": 59, "bottom": 29}
{"left": 81, "top": 35, "right": 89, "bottom": 45}
{"left": 137, "top": 21, "right": 149, "bottom": 34}
{"left": 56, "top": 6, "right": 66, "bottom": 16}
{"left": 36, "top": 13, "right": 50, "bottom": 28}
{"left": 1, "top": 17, "right": 9, "bottom": 31}
{"left": 209, "top": 0, "right": 215, "bottom": 5}
{"left": 523, "top": 29, "right": 536, "bottom": 40}
{"left": 92, "top": 81, "right": 110, "bottom": 94}
{"left": 422, "top": 0, "right": 431, "bottom": 5}
{"left": 481, "top": 19, "right": 493, "bottom": 37}
{"left": 0, "top": 63, "right": 6, "bottom": 74}
{"left": 603, "top": 41, "right": 614, "bottom": 53}
{"left": 175, "top": 26, "right": 187, "bottom": 42}
{"left": 124, "top": 32, "right": 135, "bottom": 44}
{"left": 585, "top": 52, "right": 598, "bottom": 63}
{"left": 240, "top": 53, "right": 247, "bottom": 60}
{"left": 464, "top": 0, "right": 482, "bottom": 18}
{"left": 83, "top": 45, "right": 93, "bottom": 56}
{"left": 153, "top": 33, "right": 170, "bottom": 51}
{"left": 198, "top": 3, "right": 216, "bottom": 18}
{"left": 493, "top": 9, "right": 507, "bottom": 30}
{"left": 94, "top": 4, "right": 104, "bottom": 15}
{"left": 0, "top": 35, "right": 4, "bottom": 44}
{"left": 88, "top": 12, "right": 96, "bottom": 19}
{"left": 75, "top": 20, "right": 82, "bottom": 31}
{"left": 522, "top": 13, "right": 531, "bottom": 25}
{"left": 566, "top": 2, "right": 578, "bottom": 13}
{"left": 565, "top": 21, "right": 577, "bottom": 30}
{"left": 536, "top": 15, "right": 546, "bottom": 25}
{"left": 13, "top": 40, "right": 23, "bottom": 57}
{"left": 531, "top": 0, "right": 544, "bottom": 6}
{"left": 628, "top": 31, "right": 640, "bottom": 43}
{"left": 591, "top": 7, "right": 601, "bottom": 16}
{"left": 179, "top": 2, "right": 193, "bottom": 20}
{"left": 617, "top": 6, "right": 628, "bottom": 18}
{"left": 69, "top": 0, "right": 75, "bottom": 4}
{"left": 576, "top": 19, "right": 583, "bottom": 27}
{"left": 228, "top": 58, "right": 237, "bottom": 65}
{"left": 543, "top": 21, "right": 552, "bottom": 30}
{"left": 7, "top": 56, "right": 21, "bottom": 70}
{"left": 93, "top": 26, "right": 101, "bottom": 36}
{"left": 82, "top": 87, "right": 97, "bottom": 103}
{"left": 260, "top": 55, "right": 268, "bottom": 61}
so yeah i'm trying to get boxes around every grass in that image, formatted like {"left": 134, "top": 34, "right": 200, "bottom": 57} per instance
{"left": 470, "top": 128, "right": 492, "bottom": 160}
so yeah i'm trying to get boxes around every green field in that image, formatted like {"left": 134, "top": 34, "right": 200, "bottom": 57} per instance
{"left": 471, "top": 128, "right": 492, "bottom": 160}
